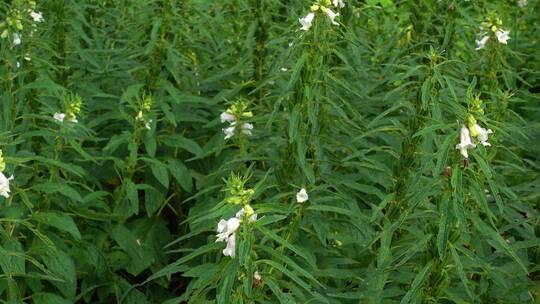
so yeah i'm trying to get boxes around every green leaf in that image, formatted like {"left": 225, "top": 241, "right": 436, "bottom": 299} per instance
{"left": 125, "top": 179, "right": 139, "bottom": 215}
{"left": 32, "top": 156, "right": 85, "bottom": 177}
{"left": 265, "top": 277, "right": 293, "bottom": 303}
{"left": 150, "top": 160, "right": 169, "bottom": 188}
{"left": 159, "top": 135, "right": 202, "bottom": 156}
{"left": 285, "top": 53, "right": 307, "bottom": 92}
{"left": 469, "top": 213, "right": 528, "bottom": 274}
{"left": 400, "top": 261, "right": 432, "bottom": 304}
{"left": 437, "top": 193, "right": 451, "bottom": 259}
{"left": 217, "top": 260, "right": 238, "bottom": 304}
{"left": 0, "top": 238, "right": 25, "bottom": 275}
{"left": 168, "top": 159, "right": 192, "bottom": 192}
{"left": 42, "top": 249, "right": 76, "bottom": 300}
{"left": 33, "top": 293, "right": 72, "bottom": 304}
{"left": 145, "top": 186, "right": 164, "bottom": 217}
{"left": 256, "top": 226, "right": 316, "bottom": 267}
{"left": 111, "top": 225, "right": 155, "bottom": 276}
{"left": 420, "top": 78, "right": 431, "bottom": 111}
{"left": 32, "top": 182, "right": 83, "bottom": 202}
{"left": 288, "top": 104, "right": 301, "bottom": 144}
{"left": 144, "top": 243, "right": 222, "bottom": 283}
{"left": 144, "top": 18, "right": 162, "bottom": 55}
{"left": 32, "top": 212, "right": 82, "bottom": 240}
{"left": 450, "top": 246, "right": 474, "bottom": 301}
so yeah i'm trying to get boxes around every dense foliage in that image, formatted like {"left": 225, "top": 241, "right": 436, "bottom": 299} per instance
{"left": 1, "top": 0, "right": 539, "bottom": 303}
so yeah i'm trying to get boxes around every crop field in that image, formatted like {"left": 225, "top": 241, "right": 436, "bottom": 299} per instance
{"left": 0, "top": 0, "right": 539, "bottom": 303}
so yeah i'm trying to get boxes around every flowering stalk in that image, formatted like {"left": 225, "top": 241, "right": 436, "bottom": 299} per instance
{"left": 284, "top": 0, "right": 345, "bottom": 188}
{"left": 220, "top": 100, "right": 254, "bottom": 156}
{"left": 214, "top": 173, "right": 260, "bottom": 300}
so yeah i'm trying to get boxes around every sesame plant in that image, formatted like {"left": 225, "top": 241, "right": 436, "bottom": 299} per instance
{"left": 0, "top": 0, "right": 539, "bottom": 303}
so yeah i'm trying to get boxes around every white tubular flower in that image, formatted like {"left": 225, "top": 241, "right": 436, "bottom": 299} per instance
{"left": 296, "top": 188, "right": 309, "bottom": 203}
{"left": 30, "top": 11, "right": 44, "bottom": 22}
{"left": 216, "top": 219, "right": 228, "bottom": 242}
{"left": 495, "top": 29, "right": 510, "bottom": 44}
{"left": 0, "top": 172, "right": 14, "bottom": 198}
{"left": 241, "top": 123, "right": 253, "bottom": 136}
{"left": 475, "top": 35, "right": 489, "bottom": 50}
{"left": 220, "top": 112, "right": 236, "bottom": 123}
{"left": 235, "top": 206, "right": 257, "bottom": 223}
{"left": 53, "top": 112, "right": 66, "bottom": 122}
{"left": 472, "top": 124, "right": 493, "bottom": 146}
{"left": 299, "top": 12, "right": 315, "bottom": 31}
{"left": 145, "top": 119, "right": 152, "bottom": 130}
{"left": 13, "top": 33, "right": 21, "bottom": 46}
{"left": 222, "top": 233, "right": 236, "bottom": 257}
{"left": 322, "top": 7, "right": 340, "bottom": 26}
{"left": 223, "top": 122, "right": 253, "bottom": 139}
{"left": 332, "top": 0, "right": 346, "bottom": 8}
{"left": 455, "top": 126, "right": 476, "bottom": 159}
{"left": 223, "top": 124, "right": 236, "bottom": 140}
{"left": 216, "top": 217, "right": 241, "bottom": 243}
{"left": 54, "top": 112, "right": 78, "bottom": 123}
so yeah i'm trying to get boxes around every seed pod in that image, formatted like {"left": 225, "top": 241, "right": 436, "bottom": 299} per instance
{"left": 444, "top": 166, "right": 452, "bottom": 178}
{"left": 253, "top": 271, "right": 262, "bottom": 288}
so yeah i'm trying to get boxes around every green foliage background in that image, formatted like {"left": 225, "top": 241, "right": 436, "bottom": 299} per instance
{"left": 1, "top": 0, "right": 539, "bottom": 303}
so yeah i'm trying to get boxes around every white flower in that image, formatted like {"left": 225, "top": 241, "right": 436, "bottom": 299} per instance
{"left": 0, "top": 172, "right": 14, "bottom": 198}
{"left": 475, "top": 35, "right": 489, "bottom": 50}
{"left": 223, "top": 122, "right": 253, "bottom": 139}
{"left": 241, "top": 123, "right": 253, "bottom": 136}
{"left": 280, "top": 68, "right": 288, "bottom": 72}
{"left": 296, "top": 188, "right": 309, "bottom": 203}
{"left": 216, "top": 217, "right": 241, "bottom": 243}
{"left": 472, "top": 124, "right": 493, "bottom": 147}
{"left": 518, "top": 0, "right": 527, "bottom": 8}
{"left": 222, "top": 233, "right": 236, "bottom": 257}
{"left": 220, "top": 112, "right": 236, "bottom": 123}
{"left": 495, "top": 29, "right": 510, "bottom": 44}
{"left": 235, "top": 207, "right": 257, "bottom": 223}
{"left": 145, "top": 119, "right": 152, "bottom": 130}
{"left": 216, "top": 216, "right": 242, "bottom": 258}
{"left": 322, "top": 7, "right": 340, "bottom": 26}
{"left": 29, "top": 10, "right": 44, "bottom": 22}
{"left": 299, "top": 12, "right": 315, "bottom": 31}
{"left": 53, "top": 112, "right": 77, "bottom": 123}
{"left": 223, "top": 124, "right": 236, "bottom": 139}
{"left": 332, "top": 0, "right": 346, "bottom": 8}
{"left": 53, "top": 112, "right": 66, "bottom": 122}
{"left": 455, "top": 126, "right": 476, "bottom": 158}
{"left": 13, "top": 33, "right": 21, "bottom": 46}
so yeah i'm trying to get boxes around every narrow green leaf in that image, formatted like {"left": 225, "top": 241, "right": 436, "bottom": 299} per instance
{"left": 400, "top": 261, "right": 433, "bottom": 304}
